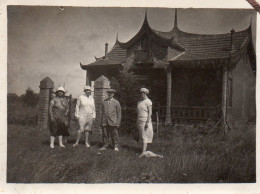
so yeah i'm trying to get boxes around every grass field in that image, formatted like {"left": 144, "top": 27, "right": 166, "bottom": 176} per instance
{"left": 7, "top": 120, "right": 255, "bottom": 183}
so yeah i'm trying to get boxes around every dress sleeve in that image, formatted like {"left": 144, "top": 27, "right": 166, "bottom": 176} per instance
{"left": 75, "top": 96, "right": 81, "bottom": 118}
{"left": 146, "top": 99, "right": 152, "bottom": 107}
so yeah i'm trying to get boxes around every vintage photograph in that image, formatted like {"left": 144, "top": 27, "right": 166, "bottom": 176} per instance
{"left": 7, "top": 6, "right": 256, "bottom": 183}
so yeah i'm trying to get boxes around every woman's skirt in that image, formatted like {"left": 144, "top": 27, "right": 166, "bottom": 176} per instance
{"left": 78, "top": 114, "right": 93, "bottom": 132}
{"left": 50, "top": 108, "right": 70, "bottom": 137}
{"left": 137, "top": 118, "right": 153, "bottom": 144}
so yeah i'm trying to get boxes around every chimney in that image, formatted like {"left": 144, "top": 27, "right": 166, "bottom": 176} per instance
{"left": 105, "top": 43, "right": 108, "bottom": 58}
{"left": 230, "top": 28, "right": 235, "bottom": 51}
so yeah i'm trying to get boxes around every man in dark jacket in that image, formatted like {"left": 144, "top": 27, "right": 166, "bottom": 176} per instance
{"left": 100, "top": 89, "right": 121, "bottom": 151}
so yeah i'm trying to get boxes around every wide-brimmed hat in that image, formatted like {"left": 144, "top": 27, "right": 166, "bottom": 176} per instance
{"left": 106, "top": 88, "right": 116, "bottom": 93}
{"left": 84, "top": 86, "right": 92, "bottom": 91}
{"left": 56, "top": 87, "right": 66, "bottom": 93}
{"left": 140, "top": 88, "right": 149, "bottom": 94}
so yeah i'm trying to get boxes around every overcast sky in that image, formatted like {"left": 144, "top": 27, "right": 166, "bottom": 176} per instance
{"left": 7, "top": 6, "right": 256, "bottom": 98}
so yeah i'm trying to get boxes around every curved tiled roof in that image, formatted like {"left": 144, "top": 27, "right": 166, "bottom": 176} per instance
{"left": 81, "top": 10, "right": 252, "bottom": 69}
{"left": 82, "top": 42, "right": 127, "bottom": 68}
{"left": 116, "top": 13, "right": 184, "bottom": 50}
{"left": 154, "top": 25, "right": 250, "bottom": 61}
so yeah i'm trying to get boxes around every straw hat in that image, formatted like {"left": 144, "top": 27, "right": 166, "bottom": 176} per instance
{"left": 56, "top": 87, "right": 66, "bottom": 93}
{"left": 84, "top": 86, "right": 92, "bottom": 91}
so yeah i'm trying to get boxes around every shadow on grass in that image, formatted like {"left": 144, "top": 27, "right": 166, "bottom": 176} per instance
{"left": 41, "top": 139, "right": 94, "bottom": 146}
{"left": 41, "top": 134, "right": 104, "bottom": 148}
{"left": 120, "top": 144, "right": 140, "bottom": 153}
{"left": 89, "top": 140, "right": 104, "bottom": 148}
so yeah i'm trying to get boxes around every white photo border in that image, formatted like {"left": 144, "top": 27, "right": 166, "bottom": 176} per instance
{"left": 0, "top": 0, "right": 259, "bottom": 194}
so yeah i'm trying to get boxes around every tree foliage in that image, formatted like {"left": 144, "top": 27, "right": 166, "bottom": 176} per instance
{"left": 110, "top": 69, "right": 148, "bottom": 108}
{"left": 22, "top": 87, "right": 39, "bottom": 107}
{"left": 7, "top": 93, "right": 20, "bottom": 104}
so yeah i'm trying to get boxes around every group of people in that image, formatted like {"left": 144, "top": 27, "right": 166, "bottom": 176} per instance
{"left": 49, "top": 85, "right": 155, "bottom": 157}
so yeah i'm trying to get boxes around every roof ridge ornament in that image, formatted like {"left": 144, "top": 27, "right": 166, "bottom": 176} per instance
{"left": 145, "top": 8, "right": 148, "bottom": 21}
{"left": 174, "top": 8, "right": 178, "bottom": 29}
{"left": 116, "top": 33, "right": 119, "bottom": 42}
{"left": 142, "top": 8, "right": 151, "bottom": 29}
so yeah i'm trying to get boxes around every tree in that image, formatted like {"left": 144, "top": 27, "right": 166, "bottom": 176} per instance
{"left": 110, "top": 69, "right": 149, "bottom": 133}
{"left": 7, "top": 93, "right": 19, "bottom": 104}
{"left": 110, "top": 69, "right": 148, "bottom": 108}
{"left": 22, "top": 87, "right": 39, "bottom": 107}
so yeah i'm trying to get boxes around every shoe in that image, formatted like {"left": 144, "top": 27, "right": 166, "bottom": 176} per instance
{"left": 50, "top": 144, "right": 54, "bottom": 149}
{"left": 114, "top": 148, "right": 119, "bottom": 152}
{"left": 73, "top": 143, "right": 78, "bottom": 147}
{"left": 59, "top": 144, "right": 65, "bottom": 148}
{"left": 99, "top": 147, "right": 107, "bottom": 151}
{"left": 85, "top": 143, "right": 90, "bottom": 148}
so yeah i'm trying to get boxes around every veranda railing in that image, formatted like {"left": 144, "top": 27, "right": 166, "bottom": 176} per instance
{"left": 156, "top": 105, "right": 221, "bottom": 124}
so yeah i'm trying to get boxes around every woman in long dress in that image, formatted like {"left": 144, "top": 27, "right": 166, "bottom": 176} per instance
{"left": 49, "top": 87, "right": 70, "bottom": 148}
{"left": 136, "top": 88, "right": 154, "bottom": 156}
{"left": 73, "top": 86, "right": 96, "bottom": 147}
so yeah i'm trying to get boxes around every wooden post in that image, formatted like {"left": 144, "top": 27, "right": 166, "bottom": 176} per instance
{"left": 91, "top": 81, "right": 95, "bottom": 98}
{"left": 156, "top": 111, "right": 159, "bottom": 137}
{"left": 86, "top": 70, "right": 90, "bottom": 86}
{"left": 68, "top": 94, "right": 72, "bottom": 128}
{"left": 221, "top": 64, "right": 228, "bottom": 135}
{"left": 165, "top": 66, "right": 172, "bottom": 125}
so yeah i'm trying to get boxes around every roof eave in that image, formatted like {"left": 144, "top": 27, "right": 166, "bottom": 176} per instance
{"left": 80, "top": 62, "right": 123, "bottom": 70}
{"left": 171, "top": 56, "right": 229, "bottom": 62}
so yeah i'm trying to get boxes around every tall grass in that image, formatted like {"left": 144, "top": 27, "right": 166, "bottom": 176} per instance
{"left": 7, "top": 102, "right": 38, "bottom": 126}
{"left": 7, "top": 121, "right": 255, "bottom": 183}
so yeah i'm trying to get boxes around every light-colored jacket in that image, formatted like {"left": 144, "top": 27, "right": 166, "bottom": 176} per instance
{"left": 101, "top": 98, "right": 121, "bottom": 127}
{"left": 75, "top": 94, "right": 96, "bottom": 119}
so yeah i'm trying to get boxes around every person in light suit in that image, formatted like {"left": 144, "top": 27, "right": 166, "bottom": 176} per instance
{"left": 73, "top": 86, "right": 96, "bottom": 147}
{"left": 100, "top": 89, "right": 121, "bottom": 151}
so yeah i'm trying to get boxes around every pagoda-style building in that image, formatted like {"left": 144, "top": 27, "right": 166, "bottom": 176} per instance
{"left": 80, "top": 10, "right": 256, "bottom": 129}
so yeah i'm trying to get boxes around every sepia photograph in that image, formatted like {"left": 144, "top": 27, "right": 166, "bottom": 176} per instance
{"left": 6, "top": 4, "right": 257, "bottom": 187}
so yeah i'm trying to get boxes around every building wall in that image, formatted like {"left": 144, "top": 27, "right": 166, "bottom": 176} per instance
{"left": 126, "top": 39, "right": 141, "bottom": 59}
{"left": 172, "top": 68, "right": 189, "bottom": 106}
{"left": 126, "top": 35, "right": 181, "bottom": 65}
{"left": 87, "top": 66, "right": 121, "bottom": 81}
{"left": 227, "top": 52, "right": 256, "bottom": 127}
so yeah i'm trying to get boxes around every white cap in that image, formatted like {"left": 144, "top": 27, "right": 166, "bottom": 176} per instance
{"left": 56, "top": 87, "right": 66, "bottom": 93}
{"left": 140, "top": 88, "right": 149, "bottom": 94}
{"left": 84, "top": 86, "right": 92, "bottom": 91}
